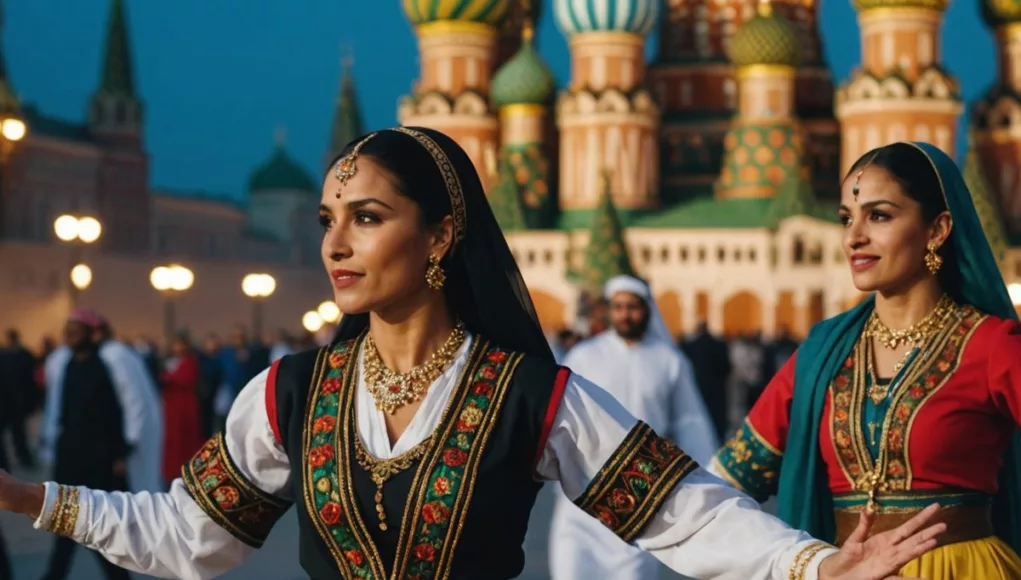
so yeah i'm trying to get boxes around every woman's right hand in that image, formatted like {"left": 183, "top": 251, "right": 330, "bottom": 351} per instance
{"left": 0, "top": 469, "right": 45, "bottom": 518}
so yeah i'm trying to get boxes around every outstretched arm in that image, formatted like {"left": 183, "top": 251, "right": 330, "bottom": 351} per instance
{"left": 1, "top": 368, "right": 292, "bottom": 580}
{"left": 536, "top": 371, "right": 940, "bottom": 580}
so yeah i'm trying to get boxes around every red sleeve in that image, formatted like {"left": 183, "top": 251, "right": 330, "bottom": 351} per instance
{"left": 710, "top": 351, "right": 795, "bottom": 501}
{"left": 533, "top": 366, "right": 571, "bottom": 469}
{"left": 986, "top": 317, "right": 1021, "bottom": 426}
{"left": 746, "top": 351, "right": 797, "bottom": 452}
{"left": 265, "top": 360, "right": 283, "bottom": 446}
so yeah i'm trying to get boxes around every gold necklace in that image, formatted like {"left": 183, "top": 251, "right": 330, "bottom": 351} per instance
{"left": 363, "top": 321, "right": 466, "bottom": 415}
{"left": 353, "top": 434, "right": 433, "bottom": 531}
{"left": 862, "top": 294, "right": 957, "bottom": 350}
{"left": 866, "top": 348, "right": 914, "bottom": 406}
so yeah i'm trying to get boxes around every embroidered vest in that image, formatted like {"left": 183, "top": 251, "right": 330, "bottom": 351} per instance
{"left": 273, "top": 335, "right": 564, "bottom": 580}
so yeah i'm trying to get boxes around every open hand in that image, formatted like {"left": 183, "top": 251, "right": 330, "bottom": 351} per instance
{"left": 818, "top": 503, "right": 945, "bottom": 580}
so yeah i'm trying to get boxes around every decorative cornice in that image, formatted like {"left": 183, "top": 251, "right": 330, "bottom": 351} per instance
{"left": 835, "top": 66, "right": 961, "bottom": 105}
{"left": 397, "top": 88, "right": 495, "bottom": 118}
{"left": 556, "top": 87, "right": 660, "bottom": 117}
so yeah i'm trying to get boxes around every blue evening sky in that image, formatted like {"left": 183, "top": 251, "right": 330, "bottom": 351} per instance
{"left": 6, "top": 0, "right": 994, "bottom": 199}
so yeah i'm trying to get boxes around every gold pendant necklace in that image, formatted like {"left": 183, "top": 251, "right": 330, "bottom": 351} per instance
{"left": 363, "top": 321, "right": 466, "bottom": 415}
{"left": 353, "top": 434, "right": 432, "bottom": 531}
{"left": 862, "top": 294, "right": 957, "bottom": 350}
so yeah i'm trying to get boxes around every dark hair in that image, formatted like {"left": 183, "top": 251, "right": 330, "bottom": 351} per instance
{"left": 324, "top": 131, "right": 478, "bottom": 340}
{"left": 846, "top": 143, "right": 962, "bottom": 301}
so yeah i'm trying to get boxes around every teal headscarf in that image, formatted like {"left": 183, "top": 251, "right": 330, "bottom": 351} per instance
{"left": 774, "top": 142, "right": 1021, "bottom": 551}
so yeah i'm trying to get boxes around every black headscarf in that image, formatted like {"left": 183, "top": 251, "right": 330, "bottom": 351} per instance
{"left": 328, "top": 127, "right": 553, "bottom": 360}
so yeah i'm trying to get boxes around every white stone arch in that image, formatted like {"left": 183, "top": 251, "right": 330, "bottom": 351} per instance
{"left": 574, "top": 91, "right": 599, "bottom": 114}
{"left": 632, "top": 89, "right": 657, "bottom": 114}
{"left": 879, "top": 77, "right": 910, "bottom": 99}
{"left": 914, "top": 69, "right": 953, "bottom": 100}
{"left": 417, "top": 93, "right": 452, "bottom": 115}
{"left": 846, "top": 75, "right": 882, "bottom": 100}
{"left": 452, "top": 91, "right": 488, "bottom": 116}
{"left": 597, "top": 89, "right": 632, "bottom": 113}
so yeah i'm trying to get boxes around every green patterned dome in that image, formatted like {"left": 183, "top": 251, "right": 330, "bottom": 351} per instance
{"left": 491, "top": 32, "right": 555, "bottom": 107}
{"left": 729, "top": 4, "right": 800, "bottom": 68}
{"left": 249, "top": 145, "right": 317, "bottom": 194}
{"left": 716, "top": 120, "right": 808, "bottom": 198}
{"left": 983, "top": 0, "right": 1021, "bottom": 27}
{"left": 583, "top": 173, "right": 635, "bottom": 292}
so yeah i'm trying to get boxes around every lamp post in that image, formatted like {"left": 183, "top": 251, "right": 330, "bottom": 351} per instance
{"left": 150, "top": 264, "right": 194, "bottom": 347}
{"left": 241, "top": 273, "right": 276, "bottom": 338}
{"left": 54, "top": 214, "right": 102, "bottom": 306}
{"left": 0, "top": 105, "right": 27, "bottom": 241}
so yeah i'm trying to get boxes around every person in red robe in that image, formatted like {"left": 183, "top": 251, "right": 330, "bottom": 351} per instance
{"left": 711, "top": 142, "right": 1021, "bottom": 578}
{"left": 160, "top": 333, "right": 204, "bottom": 486}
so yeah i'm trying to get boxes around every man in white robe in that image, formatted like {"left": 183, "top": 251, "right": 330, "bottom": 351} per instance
{"left": 40, "top": 311, "right": 163, "bottom": 493}
{"left": 96, "top": 318, "right": 164, "bottom": 493}
{"left": 549, "top": 275, "right": 720, "bottom": 580}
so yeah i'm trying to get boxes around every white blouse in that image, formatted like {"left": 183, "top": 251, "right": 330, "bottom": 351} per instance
{"left": 33, "top": 336, "right": 836, "bottom": 579}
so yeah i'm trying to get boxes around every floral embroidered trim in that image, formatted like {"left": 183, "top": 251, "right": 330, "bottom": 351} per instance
{"left": 711, "top": 419, "right": 783, "bottom": 502}
{"left": 575, "top": 422, "right": 698, "bottom": 542}
{"left": 304, "top": 339, "right": 386, "bottom": 579}
{"left": 182, "top": 432, "right": 292, "bottom": 549}
{"left": 829, "top": 306, "right": 983, "bottom": 492}
{"left": 392, "top": 344, "right": 523, "bottom": 578}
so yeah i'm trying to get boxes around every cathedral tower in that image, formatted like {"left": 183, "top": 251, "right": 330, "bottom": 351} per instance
{"left": 554, "top": 0, "right": 660, "bottom": 213}
{"left": 491, "top": 10, "right": 558, "bottom": 228}
{"left": 89, "top": 0, "right": 142, "bottom": 145}
{"left": 325, "top": 55, "right": 365, "bottom": 171}
{"left": 835, "top": 0, "right": 961, "bottom": 176}
{"left": 398, "top": 0, "right": 511, "bottom": 191}
{"left": 973, "top": 0, "right": 1021, "bottom": 233}
{"left": 716, "top": 2, "right": 809, "bottom": 199}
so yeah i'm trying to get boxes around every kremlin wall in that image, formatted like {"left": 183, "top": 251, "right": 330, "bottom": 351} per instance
{"left": 2, "top": 0, "right": 1021, "bottom": 346}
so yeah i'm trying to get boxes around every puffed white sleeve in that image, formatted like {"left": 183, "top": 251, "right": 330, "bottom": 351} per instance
{"left": 535, "top": 372, "right": 837, "bottom": 580}
{"left": 32, "top": 368, "right": 293, "bottom": 580}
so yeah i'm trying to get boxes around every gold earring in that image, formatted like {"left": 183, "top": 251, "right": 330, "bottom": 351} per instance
{"left": 425, "top": 254, "right": 446, "bottom": 290}
{"left": 924, "top": 242, "right": 943, "bottom": 274}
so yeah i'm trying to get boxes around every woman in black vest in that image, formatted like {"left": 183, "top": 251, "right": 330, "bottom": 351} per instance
{"left": 1, "top": 128, "right": 946, "bottom": 580}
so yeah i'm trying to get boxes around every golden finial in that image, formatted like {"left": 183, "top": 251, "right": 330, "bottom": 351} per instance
{"left": 757, "top": 0, "right": 774, "bottom": 17}
{"left": 521, "top": 0, "right": 535, "bottom": 43}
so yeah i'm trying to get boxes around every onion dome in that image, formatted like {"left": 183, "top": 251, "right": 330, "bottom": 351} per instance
{"left": 554, "top": 0, "right": 659, "bottom": 36}
{"left": 491, "top": 25, "right": 555, "bottom": 107}
{"left": 983, "top": 0, "right": 1021, "bottom": 28}
{"left": 731, "top": 3, "right": 800, "bottom": 68}
{"left": 403, "top": 0, "right": 512, "bottom": 27}
{"left": 249, "top": 142, "right": 317, "bottom": 194}
{"left": 852, "top": 0, "right": 949, "bottom": 12}
{"left": 729, "top": 3, "right": 800, "bottom": 68}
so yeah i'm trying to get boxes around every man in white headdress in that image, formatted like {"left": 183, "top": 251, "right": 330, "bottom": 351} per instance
{"left": 548, "top": 275, "right": 720, "bottom": 580}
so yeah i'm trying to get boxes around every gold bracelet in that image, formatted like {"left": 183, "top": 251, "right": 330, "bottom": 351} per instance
{"left": 48, "top": 485, "right": 81, "bottom": 538}
{"left": 59, "top": 487, "right": 81, "bottom": 537}
{"left": 789, "top": 542, "right": 831, "bottom": 580}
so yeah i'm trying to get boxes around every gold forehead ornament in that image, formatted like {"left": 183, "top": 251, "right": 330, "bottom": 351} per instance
{"left": 334, "top": 132, "right": 378, "bottom": 198}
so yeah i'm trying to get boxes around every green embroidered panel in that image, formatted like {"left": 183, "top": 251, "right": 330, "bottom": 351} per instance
{"left": 711, "top": 419, "right": 783, "bottom": 502}
{"left": 182, "top": 432, "right": 293, "bottom": 549}
{"left": 575, "top": 422, "right": 698, "bottom": 542}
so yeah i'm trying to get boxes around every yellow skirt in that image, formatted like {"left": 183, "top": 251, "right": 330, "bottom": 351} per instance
{"left": 898, "top": 536, "right": 1021, "bottom": 579}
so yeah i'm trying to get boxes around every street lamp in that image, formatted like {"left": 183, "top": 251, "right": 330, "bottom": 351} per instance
{"left": 0, "top": 107, "right": 27, "bottom": 241}
{"left": 70, "top": 264, "right": 92, "bottom": 291}
{"left": 150, "top": 264, "right": 195, "bottom": 347}
{"left": 54, "top": 214, "right": 102, "bottom": 306}
{"left": 241, "top": 273, "right": 276, "bottom": 338}
{"left": 302, "top": 311, "right": 324, "bottom": 333}
{"left": 317, "top": 300, "right": 340, "bottom": 324}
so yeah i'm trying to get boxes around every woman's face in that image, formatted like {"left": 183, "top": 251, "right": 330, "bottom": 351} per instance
{"left": 838, "top": 165, "right": 950, "bottom": 294}
{"left": 319, "top": 156, "right": 453, "bottom": 317}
